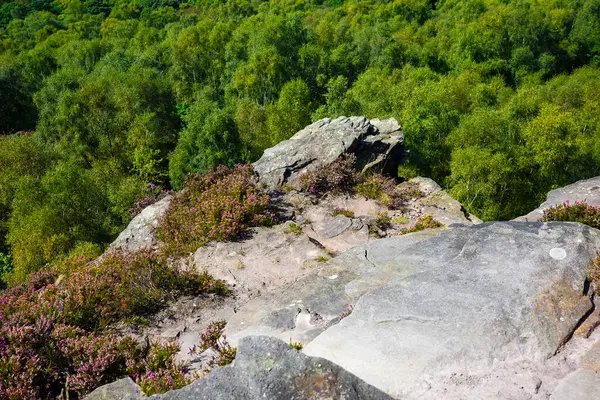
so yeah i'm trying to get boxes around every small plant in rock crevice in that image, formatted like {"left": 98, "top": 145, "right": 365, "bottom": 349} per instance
{"left": 400, "top": 215, "right": 444, "bottom": 234}
{"left": 370, "top": 212, "right": 392, "bottom": 237}
{"left": 286, "top": 222, "right": 303, "bottom": 235}
{"left": 289, "top": 339, "right": 303, "bottom": 350}
{"left": 332, "top": 207, "right": 355, "bottom": 218}
{"left": 339, "top": 304, "right": 354, "bottom": 320}
{"left": 190, "top": 320, "right": 237, "bottom": 372}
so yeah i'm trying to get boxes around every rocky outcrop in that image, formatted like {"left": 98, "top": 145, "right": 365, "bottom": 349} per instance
{"left": 91, "top": 125, "right": 600, "bottom": 400}
{"left": 220, "top": 222, "right": 600, "bottom": 399}
{"left": 148, "top": 336, "right": 393, "bottom": 400}
{"left": 402, "top": 177, "right": 483, "bottom": 226}
{"left": 253, "top": 116, "right": 406, "bottom": 190}
{"left": 109, "top": 195, "right": 171, "bottom": 253}
{"left": 516, "top": 176, "right": 600, "bottom": 221}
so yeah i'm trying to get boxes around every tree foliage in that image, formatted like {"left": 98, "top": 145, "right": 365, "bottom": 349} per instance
{"left": 1, "top": 0, "right": 600, "bottom": 279}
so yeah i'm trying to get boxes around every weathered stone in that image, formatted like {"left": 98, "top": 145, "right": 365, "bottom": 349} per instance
{"left": 150, "top": 336, "right": 393, "bottom": 400}
{"left": 109, "top": 196, "right": 171, "bottom": 253}
{"left": 402, "top": 177, "right": 482, "bottom": 226}
{"left": 218, "top": 222, "right": 600, "bottom": 399}
{"left": 517, "top": 176, "right": 600, "bottom": 221}
{"left": 550, "top": 369, "right": 600, "bottom": 400}
{"left": 302, "top": 222, "right": 600, "bottom": 398}
{"left": 252, "top": 116, "right": 406, "bottom": 190}
{"left": 84, "top": 378, "right": 145, "bottom": 400}
{"left": 356, "top": 118, "right": 406, "bottom": 174}
{"left": 314, "top": 215, "right": 353, "bottom": 239}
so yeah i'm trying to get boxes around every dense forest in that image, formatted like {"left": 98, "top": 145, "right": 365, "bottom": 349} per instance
{"left": 1, "top": 0, "right": 600, "bottom": 285}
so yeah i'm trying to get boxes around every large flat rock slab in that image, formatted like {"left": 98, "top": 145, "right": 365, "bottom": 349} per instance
{"left": 217, "top": 222, "right": 600, "bottom": 399}
{"left": 517, "top": 176, "right": 600, "bottom": 221}
{"left": 302, "top": 222, "right": 600, "bottom": 398}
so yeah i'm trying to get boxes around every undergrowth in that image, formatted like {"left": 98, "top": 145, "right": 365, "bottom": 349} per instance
{"left": 156, "top": 165, "right": 274, "bottom": 256}
{"left": 400, "top": 216, "right": 444, "bottom": 234}
{"left": 0, "top": 250, "right": 228, "bottom": 398}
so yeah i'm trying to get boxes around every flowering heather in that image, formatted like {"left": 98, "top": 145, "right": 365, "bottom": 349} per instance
{"left": 130, "top": 183, "right": 173, "bottom": 217}
{"left": 299, "top": 155, "right": 360, "bottom": 196}
{"left": 339, "top": 304, "right": 353, "bottom": 320}
{"left": 190, "top": 320, "right": 237, "bottom": 372}
{"left": 540, "top": 201, "right": 600, "bottom": 229}
{"left": 0, "top": 250, "right": 228, "bottom": 398}
{"left": 156, "top": 165, "right": 274, "bottom": 256}
{"left": 130, "top": 341, "right": 193, "bottom": 395}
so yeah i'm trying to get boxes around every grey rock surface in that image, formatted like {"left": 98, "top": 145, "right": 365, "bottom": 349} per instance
{"left": 517, "top": 176, "right": 600, "bottom": 221}
{"left": 403, "top": 177, "right": 483, "bottom": 226}
{"left": 84, "top": 378, "right": 145, "bottom": 400}
{"left": 150, "top": 336, "right": 393, "bottom": 400}
{"left": 109, "top": 195, "right": 171, "bottom": 253}
{"left": 221, "top": 222, "right": 600, "bottom": 399}
{"left": 550, "top": 339, "right": 600, "bottom": 400}
{"left": 252, "top": 116, "right": 406, "bottom": 190}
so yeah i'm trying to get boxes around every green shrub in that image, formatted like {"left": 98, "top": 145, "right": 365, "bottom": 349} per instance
{"left": 400, "top": 216, "right": 443, "bottom": 234}
{"left": 156, "top": 165, "right": 274, "bottom": 256}
{"left": 540, "top": 201, "right": 600, "bottom": 229}
{"left": 355, "top": 173, "right": 397, "bottom": 203}
{"left": 286, "top": 222, "right": 303, "bottom": 235}
{"left": 0, "top": 252, "right": 12, "bottom": 289}
{"left": 356, "top": 173, "right": 423, "bottom": 210}
{"left": 332, "top": 207, "right": 355, "bottom": 218}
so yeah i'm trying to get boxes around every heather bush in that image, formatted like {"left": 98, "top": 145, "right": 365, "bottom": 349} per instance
{"left": 60, "top": 251, "right": 228, "bottom": 330}
{"left": 299, "top": 156, "right": 360, "bottom": 196}
{"left": 0, "top": 250, "right": 228, "bottom": 398}
{"left": 130, "top": 183, "right": 173, "bottom": 217}
{"left": 129, "top": 341, "right": 193, "bottom": 396}
{"left": 400, "top": 216, "right": 444, "bottom": 234}
{"left": 540, "top": 201, "right": 600, "bottom": 229}
{"left": 0, "top": 280, "right": 134, "bottom": 399}
{"left": 156, "top": 165, "right": 274, "bottom": 256}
